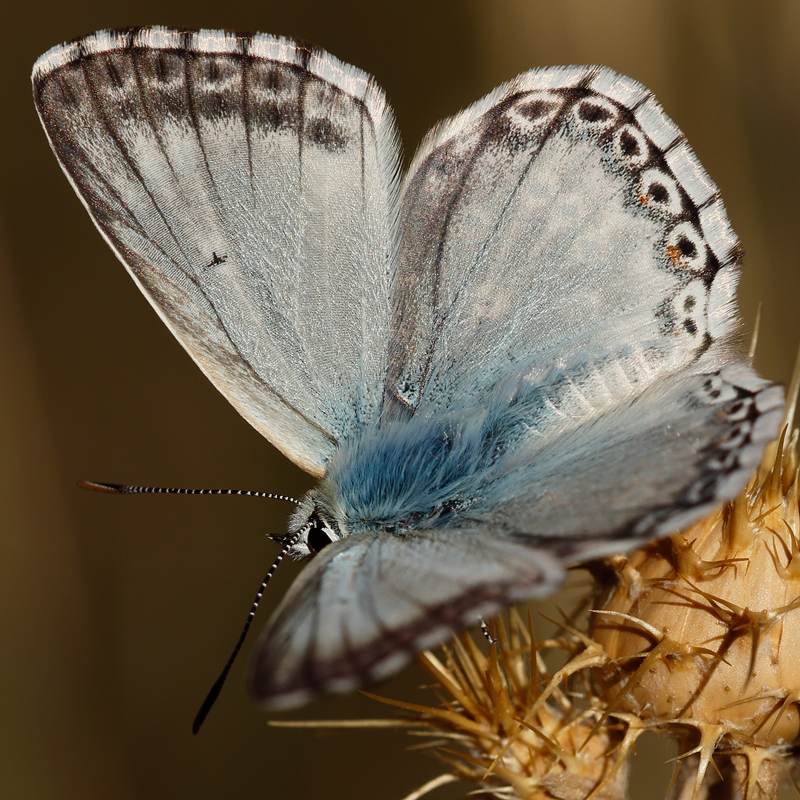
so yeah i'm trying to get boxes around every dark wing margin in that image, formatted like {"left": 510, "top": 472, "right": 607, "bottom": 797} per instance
{"left": 33, "top": 27, "right": 401, "bottom": 476}
{"left": 246, "top": 529, "right": 565, "bottom": 709}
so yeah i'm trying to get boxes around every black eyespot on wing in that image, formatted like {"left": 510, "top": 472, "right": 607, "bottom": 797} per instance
{"left": 677, "top": 235, "right": 698, "bottom": 259}
{"left": 648, "top": 182, "right": 669, "bottom": 203}
{"left": 619, "top": 129, "right": 640, "bottom": 157}
{"left": 578, "top": 101, "right": 612, "bottom": 123}
{"left": 520, "top": 99, "right": 553, "bottom": 120}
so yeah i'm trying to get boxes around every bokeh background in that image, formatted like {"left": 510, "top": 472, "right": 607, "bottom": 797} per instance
{"left": 3, "top": 1, "right": 800, "bottom": 798}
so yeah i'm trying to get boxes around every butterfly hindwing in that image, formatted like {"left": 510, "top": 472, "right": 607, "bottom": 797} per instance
{"left": 388, "top": 66, "right": 741, "bottom": 418}
{"left": 33, "top": 28, "right": 400, "bottom": 476}
{"left": 246, "top": 529, "right": 565, "bottom": 708}
{"left": 479, "top": 362, "right": 783, "bottom": 557}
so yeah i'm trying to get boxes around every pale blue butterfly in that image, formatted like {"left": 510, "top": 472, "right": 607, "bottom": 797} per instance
{"left": 33, "top": 27, "right": 783, "bottom": 723}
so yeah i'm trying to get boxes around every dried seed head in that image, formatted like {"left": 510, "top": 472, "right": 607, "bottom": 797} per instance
{"left": 369, "top": 613, "right": 629, "bottom": 800}
{"left": 590, "top": 426, "right": 800, "bottom": 798}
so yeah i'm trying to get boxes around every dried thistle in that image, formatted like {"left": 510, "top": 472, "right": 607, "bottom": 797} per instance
{"left": 590, "top": 361, "right": 800, "bottom": 800}
{"left": 365, "top": 610, "right": 633, "bottom": 800}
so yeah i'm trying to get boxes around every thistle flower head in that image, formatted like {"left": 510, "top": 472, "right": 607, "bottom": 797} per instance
{"left": 590, "top": 417, "right": 800, "bottom": 799}
{"left": 370, "top": 612, "right": 631, "bottom": 800}
{"left": 368, "top": 353, "right": 800, "bottom": 800}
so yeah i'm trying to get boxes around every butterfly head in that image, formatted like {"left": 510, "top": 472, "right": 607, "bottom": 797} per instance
{"left": 283, "top": 491, "right": 348, "bottom": 558}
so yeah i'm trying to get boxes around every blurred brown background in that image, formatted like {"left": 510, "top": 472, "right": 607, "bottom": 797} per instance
{"left": 3, "top": 1, "right": 800, "bottom": 798}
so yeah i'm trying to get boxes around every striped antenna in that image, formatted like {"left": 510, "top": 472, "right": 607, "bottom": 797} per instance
{"left": 78, "top": 480, "right": 301, "bottom": 506}
{"left": 192, "top": 529, "right": 303, "bottom": 734}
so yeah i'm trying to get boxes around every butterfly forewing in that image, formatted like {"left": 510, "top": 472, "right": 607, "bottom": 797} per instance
{"left": 33, "top": 28, "right": 400, "bottom": 476}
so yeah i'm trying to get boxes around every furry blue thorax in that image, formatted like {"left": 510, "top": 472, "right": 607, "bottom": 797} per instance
{"left": 319, "top": 373, "right": 553, "bottom": 535}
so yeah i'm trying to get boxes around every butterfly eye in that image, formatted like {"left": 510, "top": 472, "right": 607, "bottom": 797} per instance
{"left": 307, "top": 514, "right": 335, "bottom": 554}
{"left": 307, "top": 526, "right": 333, "bottom": 553}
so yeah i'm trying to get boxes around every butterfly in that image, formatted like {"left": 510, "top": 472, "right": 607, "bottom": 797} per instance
{"left": 33, "top": 27, "right": 783, "bottom": 716}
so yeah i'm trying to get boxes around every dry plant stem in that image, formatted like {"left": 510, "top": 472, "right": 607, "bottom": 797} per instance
{"left": 669, "top": 750, "right": 778, "bottom": 800}
{"left": 728, "top": 753, "right": 778, "bottom": 800}
{"left": 669, "top": 712, "right": 779, "bottom": 800}
{"left": 398, "top": 774, "right": 459, "bottom": 800}
{"left": 669, "top": 754, "right": 713, "bottom": 800}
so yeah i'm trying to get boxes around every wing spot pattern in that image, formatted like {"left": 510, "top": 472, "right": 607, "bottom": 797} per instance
{"left": 573, "top": 96, "right": 618, "bottom": 129}
{"left": 664, "top": 222, "right": 709, "bottom": 277}
{"left": 521, "top": 98, "right": 555, "bottom": 120}
{"left": 305, "top": 117, "right": 347, "bottom": 152}
{"left": 612, "top": 124, "right": 650, "bottom": 167}
{"left": 396, "top": 79, "right": 731, "bottom": 410}
{"left": 503, "top": 93, "right": 565, "bottom": 151}
{"left": 655, "top": 280, "right": 709, "bottom": 350}
{"left": 637, "top": 168, "right": 684, "bottom": 216}
{"left": 620, "top": 128, "right": 640, "bottom": 156}
{"left": 677, "top": 235, "right": 697, "bottom": 259}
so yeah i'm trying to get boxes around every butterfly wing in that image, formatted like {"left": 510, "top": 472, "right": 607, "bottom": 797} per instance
{"left": 383, "top": 62, "right": 783, "bottom": 551}
{"left": 246, "top": 364, "right": 781, "bottom": 708}
{"left": 387, "top": 65, "right": 745, "bottom": 417}
{"left": 246, "top": 528, "right": 565, "bottom": 708}
{"left": 473, "top": 362, "right": 784, "bottom": 559}
{"left": 35, "top": 35, "right": 785, "bottom": 710}
{"left": 33, "top": 28, "right": 400, "bottom": 476}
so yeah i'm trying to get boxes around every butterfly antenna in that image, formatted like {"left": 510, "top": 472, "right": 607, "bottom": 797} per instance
{"left": 78, "top": 480, "right": 301, "bottom": 506}
{"left": 192, "top": 530, "right": 302, "bottom": 734}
